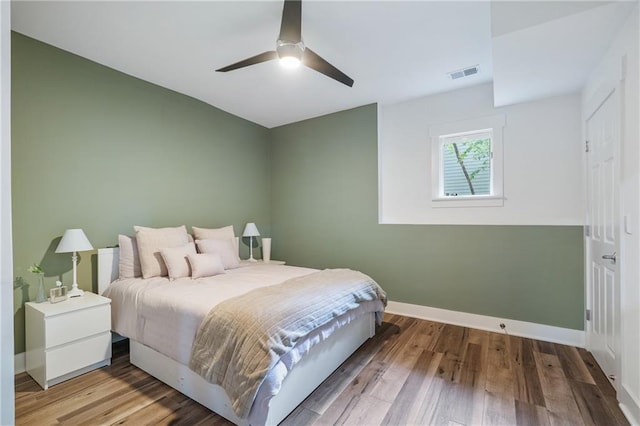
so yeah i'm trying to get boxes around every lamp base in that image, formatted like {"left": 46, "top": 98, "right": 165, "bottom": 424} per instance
{"left": 246, "top": 258, "right": 258, "bottom": 263}
{"left": 67, "top": 286, "right": 84, "bottom": 298}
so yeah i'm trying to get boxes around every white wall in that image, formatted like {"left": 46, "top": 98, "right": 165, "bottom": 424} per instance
{"left": 0, "top": 1, "right": 14, "bottom": 424}
{"left": 379, "top": 83, "right": 584, "bottom": 225}
{"left": 583, "top": 5, "right": 639, "bottom": 424}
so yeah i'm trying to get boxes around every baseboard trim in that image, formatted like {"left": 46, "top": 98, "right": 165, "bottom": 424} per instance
{"left": 15, "top": 352, "right": 25, "bottom": 374}
{"left": 620, "top": 402, "right": 639, "bottom": 426}
{"left": 619, "top": 386, "right": 640, "bottom": 426}
{"left": 386, "top": 301, "right": 585, "bottom": 347}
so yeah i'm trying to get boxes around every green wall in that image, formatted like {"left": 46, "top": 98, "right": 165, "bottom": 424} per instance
{"left": 270, "top": 104, "right": 584, "bottom": 330}
{"left": 11, "top": 33, "right": 271, "bottom": 353}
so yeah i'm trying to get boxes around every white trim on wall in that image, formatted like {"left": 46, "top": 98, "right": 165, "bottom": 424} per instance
{"left": 386, "top": 300, "right": 585, "bottom": 348}
{"left": 620, "top": 403, "right": 640, "bottom": 426}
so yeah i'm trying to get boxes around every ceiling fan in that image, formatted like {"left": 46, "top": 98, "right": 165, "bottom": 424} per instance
{"left": 216, "top": 0, "right": 354, "bottom": 87}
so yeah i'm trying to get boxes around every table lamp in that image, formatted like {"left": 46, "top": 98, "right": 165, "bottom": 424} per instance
{"left": 242, "top": 223, "right": 260, "bottom": 262}
{"left": 55, "top": 228, "right": 93, "bottom": 297}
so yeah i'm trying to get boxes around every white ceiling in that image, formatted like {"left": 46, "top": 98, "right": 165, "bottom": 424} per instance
{"left": 492, "top": 1, "right": 635, "bottom": 106}
{"left": 11, "top": 1, "right": 635, "bottom": 128}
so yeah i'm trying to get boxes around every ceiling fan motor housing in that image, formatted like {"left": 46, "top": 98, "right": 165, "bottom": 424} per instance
{"left": 276, "top": 39, "right": 305, "bottom": 62}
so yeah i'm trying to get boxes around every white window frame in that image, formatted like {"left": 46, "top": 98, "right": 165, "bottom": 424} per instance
{"left": 429, "top": 114, "right": 505, "bottom": 208}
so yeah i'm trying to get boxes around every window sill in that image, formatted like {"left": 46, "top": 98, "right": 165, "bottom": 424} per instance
{"left": 431, "top": 196, "right": 504, "bottom": 208}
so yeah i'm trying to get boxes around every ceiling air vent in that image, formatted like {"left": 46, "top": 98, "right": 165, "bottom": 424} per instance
{"left": 448, "top": 65, "right": 479, "bottom": 80}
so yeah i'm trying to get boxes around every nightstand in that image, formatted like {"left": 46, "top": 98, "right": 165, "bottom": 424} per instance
{"left": 239, "top": 259, "right": 286, "bottom": 267}
{"left": 25, "top": 292, "right": 112, "bottom": 390}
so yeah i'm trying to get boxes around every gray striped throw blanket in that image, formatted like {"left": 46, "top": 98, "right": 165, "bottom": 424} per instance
{"left": 188, "top": 268, "right": 387, "bottom": 419}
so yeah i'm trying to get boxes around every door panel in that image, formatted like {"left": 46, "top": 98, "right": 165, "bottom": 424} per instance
{"left": 586, "top": 88, "right": 620, "bottom": 388}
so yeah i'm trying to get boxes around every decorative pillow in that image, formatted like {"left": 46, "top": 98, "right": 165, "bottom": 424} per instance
{"left": 134, "top": 225, "right": 190, "bottom": 278}
{"left": 196, "top": 238, "right": 241, "bottom": 270}
{"left": 160, "top": 243, "right": 197, "bottom": 280}
{"left": 118, "top": 234, "right": 142, "bottom": 278}
{"left": 187, "top": 253, "right": 226, "bottom": 279}
{"left": 192, "top": 225, "right": 235, "bottom": 241}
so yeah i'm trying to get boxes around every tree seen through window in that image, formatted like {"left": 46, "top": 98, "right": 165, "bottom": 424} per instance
{"left": 442, "top": 135, "right": 491, "bottom": 196}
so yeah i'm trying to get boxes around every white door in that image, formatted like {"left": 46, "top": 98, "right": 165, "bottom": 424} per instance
{"left": 586, "top": 88, "right": 620, "bottom": 388}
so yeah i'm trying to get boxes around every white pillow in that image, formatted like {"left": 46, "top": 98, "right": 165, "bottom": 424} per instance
{"left": 118, "top": 234, "right": 141, "bottom": 278}
{"left": 192, "top": 225, "right": 235, "bottom": 241}
{"left": 134, "top": 225, "right": 190, "bottom": 278}
{"left": 196, "top": 238, "right": 241, "bottom": 270}
{"left": 160, "top": 243, "right": 197, "bottom": 280}
{"left": 187, "top": 253, "right": 226, "bottom": 279}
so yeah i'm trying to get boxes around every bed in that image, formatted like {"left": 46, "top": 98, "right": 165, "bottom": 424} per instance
{"left": 97, "top": 247, "right": 386, "bottom": 425}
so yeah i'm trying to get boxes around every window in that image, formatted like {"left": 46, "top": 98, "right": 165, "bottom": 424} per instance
{"left": 430, "top": 114, "right": 505, "bottom": 207}
{"left": 440, "top": 130, "right": 492, "bottom": 197}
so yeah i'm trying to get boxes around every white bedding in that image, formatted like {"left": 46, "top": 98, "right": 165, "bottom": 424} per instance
{"left": 103, "top": 263, "right": 383, "bottom": 424}
{"left": 105, "top": 264, "right": 319, "bottom": 364}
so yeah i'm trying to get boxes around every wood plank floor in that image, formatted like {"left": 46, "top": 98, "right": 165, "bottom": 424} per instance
{"left": 15, "top": 314, "right": 628, "bottom": 425}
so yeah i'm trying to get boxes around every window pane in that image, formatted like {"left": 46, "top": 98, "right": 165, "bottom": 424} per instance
{"left": 442, "top": 137, "right": 491, "bottom": 196}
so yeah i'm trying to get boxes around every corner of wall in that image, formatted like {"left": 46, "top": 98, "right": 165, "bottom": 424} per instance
{"left": 376, "top": 102, "right": 385, "bottom": 225}
{"left": 14, "top": 353, "right": 25, "bottom": 375}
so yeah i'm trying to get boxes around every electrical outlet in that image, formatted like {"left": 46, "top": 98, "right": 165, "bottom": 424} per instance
{"left": 499, "top": 323, "right": 506, "bottom": 330}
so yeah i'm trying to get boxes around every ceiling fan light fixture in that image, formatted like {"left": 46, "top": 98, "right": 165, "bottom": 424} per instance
{"left": 277, "top": 40, "right": 304, "bottom": 69}
{"left": 280, "top": 56, "right": 302, "bottom": 69}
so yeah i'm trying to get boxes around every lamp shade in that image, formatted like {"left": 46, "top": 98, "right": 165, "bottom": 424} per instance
{"left": 242, "top": 223, "right": 260, "bottom": 237}
{"left": 55, "top": 229, "right": 93, "bottom": 253}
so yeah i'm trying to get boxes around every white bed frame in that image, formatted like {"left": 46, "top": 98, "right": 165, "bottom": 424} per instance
{"left": 97, "top": 247, "right": 376, "bottom": 425}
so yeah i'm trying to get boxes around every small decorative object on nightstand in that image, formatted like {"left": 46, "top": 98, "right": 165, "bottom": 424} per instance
{"left": 28, "top": 264, "right": 46, "bottom": 303}
{"left": 242, "top": 222, "right": 260, "bottom": 262}
{"left": 55, "top": 228, "right": 93, "bottom": 297}
{"left": 262, "top": 238, "right": 272, "bottom": 262}
{"left": 49, "top": 281, "right": 68, "bottom": 304}
{"left": 25, "top": 292, "right": 111, "bottom": 390}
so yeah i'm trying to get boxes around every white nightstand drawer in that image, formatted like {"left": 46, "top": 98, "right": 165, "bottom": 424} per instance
{"left": 46, "top": 304, "right": 110, "bottom": 348}
{"left": 46, "top": 332, "right": 111, "bottom": 380}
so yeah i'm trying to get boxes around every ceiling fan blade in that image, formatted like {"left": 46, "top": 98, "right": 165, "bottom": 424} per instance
{"left": 278, "top": 0, "right": 302, "bottom": 43}
{"left": 216, "top": 51, "right": 278, "bottom": 72}
{"left": 303, "top": 48, "right": 354, "bottom": 87}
